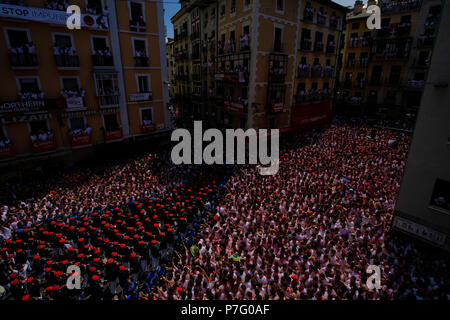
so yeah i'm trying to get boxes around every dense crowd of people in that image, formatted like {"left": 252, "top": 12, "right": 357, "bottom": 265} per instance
{"left": 0, "top": 119, "right": 448, "bottom": 300}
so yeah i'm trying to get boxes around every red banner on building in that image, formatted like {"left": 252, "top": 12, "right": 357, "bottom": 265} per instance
{"left": 71, "top": 134, "right": 92, "bottom": 147}
{"left": 0, "top": 146, "right": 14, "bottom": 159}
{"left": 31, "top": 140, "right": 56, "bottom": 153}
{"left": 291, "top": 100, "right": 332, "bottom": 133}
{"left": 105, "top": 129, "right": 123, "bottom": 141}
{"left": 142, "top": 124, "right": 156, "bottom": 133}
{"left": 271, "top": 102, "right": 283, "bottom": 113}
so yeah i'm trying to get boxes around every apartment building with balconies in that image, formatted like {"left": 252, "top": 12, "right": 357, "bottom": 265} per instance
{"left": 0, "top": 0, "right": 168, "bottom": 164}
{"left": 337, "top": 0, "right": 443, "bottom": 120}
{"left": 293, "top": 0, "right": 346, "bottom": 132}
{"left": 171, "top": 0, "right": 345, "bottom": 132}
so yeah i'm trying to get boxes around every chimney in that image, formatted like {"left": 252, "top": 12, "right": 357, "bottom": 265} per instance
{"left": 353, "top": 0, "right": 364, "bottom": 14}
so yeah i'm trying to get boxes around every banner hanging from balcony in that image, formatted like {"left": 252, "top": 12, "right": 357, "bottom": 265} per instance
{"left": 0, "top": 4, "right": 108, "bottom": 30}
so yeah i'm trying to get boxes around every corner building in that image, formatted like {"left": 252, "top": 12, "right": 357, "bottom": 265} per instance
{"left": 0, "top": 0, "right": 169, "bottom": 166}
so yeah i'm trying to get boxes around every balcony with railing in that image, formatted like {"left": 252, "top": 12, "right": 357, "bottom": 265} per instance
{"left": 314, "top": 42, "right": 324, "bottom": 53}
{"left": 339, "top": 96, "right": 362, "bottom": 105}
{"left": 311, "top": 65, "right": 322, "bottom": 78}
{"left": 396, "top": 23, "right": 411, "bottom": 36}
{"left": 346, "top": 59, "right": 356, "bottom": 68}
{"left": 326, "top": 44, "right": 336, "bottom": 54}
{"left": 404, "top": 79, "right": 425, "bottom": 91}
{"left": 329, "top": 16, "right": 338, "bottom": 29}
{"left": 380, "top": 0, "right": 422, "bottom": 13}
{"left": 357, "top": 58, "right": 368, "bottom": 68}
{"left": 300, "top": 39, "right": 312, "bottom": 51}
{"left": 8, "top": 53, "right": 38, "bottom": 67}
{"left": 92, "top": 54, "right": 114, "bottom": 67}
{"left": 349, "top": 38, "right": 359, "bottom": 48}
{"left": 130, "top": 19, "right": 146, "bottom": 32}
{"left": 295, "top": 90, "right": 332, "bottom": 104}
{"left": 97, "top": 94, "right": 119, "bottom": 107}
{"left": 303, "top": 7, "right": 314, "bottom": 22}
{"left": 268, "top": 70, "right": 286, "bottom": 84}
{"left": 323, "top": 66, "right": 334, "bottom": 78}
{"left": 31, "top": 137, "right": 56, "bottom": 153}
{"left": 361, "top": 37, "right": 371, "bottom": 47}
{"left": 416, "top": 35, "right": 434, "bottom": 48}
{"left": 297, "top": 65, "right": 311, "bottom": 78}
{"left": 377, "top": 27, "right": 392, "bottom": 38}
{"left": 317, "top": 13, "right": 327, "bottom": 25}
{"left": 134, "top": 56, "right": 149, "bottom": 67}
{"left": 54, "top": 54, "right": 79, "bottom": 68}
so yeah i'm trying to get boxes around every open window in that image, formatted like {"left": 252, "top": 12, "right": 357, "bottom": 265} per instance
{"left": 137, "top": 74, "right": 150, "bottom": 93}
{"left": 429, "top": 179, "right": 450, "bottom": 213}
{"left": 29, "top": 119, "right": 52, "bottom": 142}
{"left": 273, "top": 27, "right": 283, "bottom": 52}
{"left": 6, "top": 28, "right": 37, "bottom": 67}
{"left": 86, "top": 0, "right": 103, "bottom": 14}
{"left": 94, "top": 73, "right": 119, "bottom": 106}
{"left": 133, "top": 39, "right": 149, "bottom": 66}
{"left": 276, "top": 0, "right": 284, "bottom": 13}
{"left": 129, "top": 1, "right": 146, "bottom": 31}
{"left": 17, "top": 77, "right": 44, "bottom": 101}
{"left": 103, "top": 114, "right": 120, "bottom": 131}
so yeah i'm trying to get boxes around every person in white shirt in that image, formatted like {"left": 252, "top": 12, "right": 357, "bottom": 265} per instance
{"left": 38, "top": 131, "right": 48, "bottom": 141}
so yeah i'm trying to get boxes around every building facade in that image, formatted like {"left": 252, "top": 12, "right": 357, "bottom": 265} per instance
{"left": 393, "top": 0, "right": 449, "bottom": 250}
{"left": 0, "top": 0, "right": 169, "bottom": 166}
{"left": 171, "top": 0, "right": 346, "bottom": 132}
{"left": 337, "top": 0, "right": 443, "bottom": 120}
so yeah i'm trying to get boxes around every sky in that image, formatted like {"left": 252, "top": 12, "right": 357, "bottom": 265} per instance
{"left": 163, "top": 0, "right": 356, "bottom": 39}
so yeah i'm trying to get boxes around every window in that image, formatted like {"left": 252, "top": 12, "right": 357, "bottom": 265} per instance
{"left": 221, "top": 5, "right": 225, "bottom": 18}
{"left": 244, "top": 0, "right": 251, "bottom": 9}
{"left": 104, "top": 114, "right": 120, "bottom": 131}
{"left": 95, "top": 73, "right": 118, "bottom": 96}
{"left": 6, "top": 29, "right": 30, "bottom": 48}
{"left": 430, "top": 179, "right": 450, "bottom": 213}
{"left": 69, "top": 117, "right": 85, "bottom": 131}
{"left": 18, "top": 77, "right": 40, "bottom": 93}
{"left": 53, "top": 34, "right": 73, "bottom": 49}
{"left": 141, "top": 108, "right": 153, "bottom": 125}
{"left": 29, "top": 120, "right": 50, "bottom": 139}
{"left": 130, "top": 1, "right": 144, "bottom": 22}
{"left": 62, "top": 77, "right": 79, "bottom": 91}
{"left": 389, "top": 66, "right": 401, "bottom": 84}
{"left": 92, "top": 36, "right": 108, "bottom": 52}
{"left": 371, "top": 66, "right": 382, "bottom": 83}
{"left": 274, "top": 27, "right": 282, "bottom": 52}
{"left": 86, "top": 0, "right": 103, "bottom": 14}
{"left": 133, "top": 39, "right": 147, "bottom": 56}
{"left": 351, "top": 22, "right": 360, "bottom": 30}
{"left": 231, "top": 0, "right": 236, "bottom": 14}
{"left": 137, "top": 75, "right": 150, "bottom": 93}
{"left": 276, "top": 0, "right": 284, "bottom": 12}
